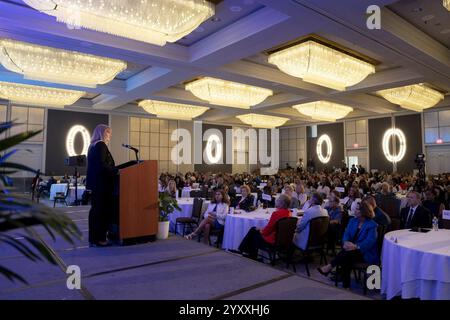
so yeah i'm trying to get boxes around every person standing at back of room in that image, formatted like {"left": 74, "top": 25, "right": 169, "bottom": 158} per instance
{"left": 86, "top": 124, "right": 118, "bottom": 247}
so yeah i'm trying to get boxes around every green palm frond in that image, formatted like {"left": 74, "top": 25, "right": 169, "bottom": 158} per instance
{"left": 0, "top": 121, "right": 81, "bottom": 284}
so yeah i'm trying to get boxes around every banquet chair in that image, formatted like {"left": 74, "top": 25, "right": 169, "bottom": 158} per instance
{"left": 190, "top": 190, "right": 203, "bottom": 198}
{"left": 53, "top": 184, "right": 70, "bottom": 207}
{"left": 294, "top": 216, "right": 330, "bottom": 276}
{"left": 259, "top": 217, "right": 298, "bottom": 269}
{"left": 175, "top": 198, "right": 203, "bottom": 236}
{"left": 335, "top": 224, "right": 386, "bottom": 294}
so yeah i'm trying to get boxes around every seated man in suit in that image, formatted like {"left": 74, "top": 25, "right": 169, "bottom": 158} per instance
{"left": 293, "top": 193, "right": 328, "bottom": 250}
{"left": 400, "top": 191, "right": 432, "bottom": 229}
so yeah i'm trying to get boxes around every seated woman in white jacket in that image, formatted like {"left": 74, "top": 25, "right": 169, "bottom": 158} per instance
{"left": 185, "top": 190, "right": 229, "bottom": 243}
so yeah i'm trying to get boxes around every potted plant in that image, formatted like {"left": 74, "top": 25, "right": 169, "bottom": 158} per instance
{"left": 157, "top": 192, "right": 180, "bottom": 239}
{"left": 0, "top": 121, "right": 81, "bottom": 283}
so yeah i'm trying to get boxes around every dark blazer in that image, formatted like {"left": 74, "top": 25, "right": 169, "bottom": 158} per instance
{"left": 86, "top": 141, "right": 117, "bottom": 193}
{"left": 235, "top": 194, "right": 255, "bottom": 211}
{"left": 400, "top": 205, "right": 432, "bottom": 229}
{"left": 343, "top": 218, "right": 379, "bottom": 264}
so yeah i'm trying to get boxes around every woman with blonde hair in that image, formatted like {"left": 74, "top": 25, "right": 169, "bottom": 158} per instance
{"left": 86, "top": 124, "right": 117, "bottom": 247}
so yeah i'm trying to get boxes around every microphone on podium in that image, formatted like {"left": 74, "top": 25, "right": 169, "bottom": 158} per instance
{"left": 122, "top": 143, "right": 140, "bottom": 161}
{"left": 122, "top": 143, "right": 139, "bottom": 152}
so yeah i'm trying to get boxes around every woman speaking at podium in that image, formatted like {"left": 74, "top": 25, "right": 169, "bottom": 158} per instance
{"left": 86, "top": 124, "right": 118, "bottom": 247}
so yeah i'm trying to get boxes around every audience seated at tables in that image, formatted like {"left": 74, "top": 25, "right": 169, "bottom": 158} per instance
{"left": 238, "top": 194, "right": 292, "bottom": 260}
{"left": 166, "top": 179, "right": 178, "bottom": 199}
{"left": 293, "top": 183, "right": 308, "bottom": 207}
{"left": 293, "top": 193, "right": 328, "bottom": 250}
{"left": 185, "top": 190, "right": 229, "bottom": 243}
{"left": 284, "top": 185, "right": 300, "bottom": 209}
{"left": 422, "top": 188, "right": 445, "bottom": 224}
{"left": 317, "top": 201, "right": 378, "bottom": 288}
{"left": 258, "top": 186, "right": 275, "bottom": 208}
{"left": 342, "top": 186, "right": 361, "bottom": 213}
{"left": 60, "top": 173, "right": 70, "bottom": 184}
{"left": 400, "top": 191, "right": 432, "bottom": 229}
{"left": 326, "top": 195, "right": 343, "bottom": 252}
{"left": 363, "top": 195, "right": 391, "bottom": 227}
{"left": 235, "top": 185, "right": 255, "bottom": 211}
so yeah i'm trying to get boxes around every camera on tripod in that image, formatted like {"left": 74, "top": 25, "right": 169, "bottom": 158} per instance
{"left": 415, "top": 153, "right": 426, "bottom": 168}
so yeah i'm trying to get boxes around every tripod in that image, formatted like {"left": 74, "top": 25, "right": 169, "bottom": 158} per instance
{"left": 71, "top": 166, "right": 80, "bottom": 206}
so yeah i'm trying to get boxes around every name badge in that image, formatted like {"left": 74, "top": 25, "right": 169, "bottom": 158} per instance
{"left": 443, "top": 210, "right": 450, "bottom": 220}
{"left": 262, "top": 194, "right": 272, "bottom": 201}
{"left": 335, "top": 187, "right": 345, "bottom": 193}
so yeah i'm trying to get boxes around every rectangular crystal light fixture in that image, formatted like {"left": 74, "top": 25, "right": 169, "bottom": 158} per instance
{"left": 0, "top": 39, "right": 127, "bottom": 88}
{"left": 236, "top": 113, "right": 289, "bottom": 128}
{"left": 293, "top": 101, "right": 353, "bottom": 122}
{"left": 444, "top": 0, "right": 450, "bottom": 11}
{"left": 23, "top": 0, "right": 214, "bottom": 46}
{"left": 376, "top": 84, "right": 444, "bottom": 112}
{"left": 185, "top": 77, "right": 273, "bottom": 109}
{"left": 268, "top": 40, "right": 375, "bottom": 91}
{"left": 0, "top": 82, "right": 85, "bottom": 107}
{"left": 139, "top": 100, "right": 209, "bottom": 120}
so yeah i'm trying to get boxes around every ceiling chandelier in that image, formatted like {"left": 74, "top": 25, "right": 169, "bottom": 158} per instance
{"left": 236, "top": 113, "right": 289, "bottom": 128}
{"left": 376, "top": 84, "right": 444, "bottom": 112}
{"left": 139, "top": 100, "right": 209, "bottom": 120}
{"left": 268, "top": 40, "right": 375, "bottom": 91}
{"left": 185, "top": 77, "right": 273, "bottom": 109}
{"left": 444, "top": 0, "right": 450, "bottom": 11}
{"left": 0, "top": 39, "right": 127, "bottom": 88}
{"left": 293, "top": 101, "right": 353, "bottom": 122}
{"left": 0, "top": 81, "right": 85, "bottom": 107}
{"left": 23, "top": 0, "right": 215, "bottom": 46}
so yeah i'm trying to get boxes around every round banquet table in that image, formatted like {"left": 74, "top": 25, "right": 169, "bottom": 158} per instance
{"left": 381, "top": 229, "right": 450, "bottom": 300}
{"left": 222, "top": 208, "right": 302, "bottom": 251}
{"left": 168, "top": 198, "right": 209, "bottom": 235}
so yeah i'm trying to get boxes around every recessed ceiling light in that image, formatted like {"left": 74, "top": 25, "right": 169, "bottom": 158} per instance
{"left": 230, "top": 6, "right": 242, "bottom": 12}
{"left": 412, "top": 7, "right": 423, "bottom": 12}
{"left": 211, "top": 17, "right": 221, "bottom": 22}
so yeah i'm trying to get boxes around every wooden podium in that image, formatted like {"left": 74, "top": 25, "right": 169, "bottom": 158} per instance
{"left": 118, "top": 160, "right": 158, "bottom": 243}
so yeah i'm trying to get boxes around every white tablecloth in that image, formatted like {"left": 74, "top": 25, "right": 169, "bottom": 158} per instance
{"left": 49, "top": 184, "right": 86, "bottom": 203}
{"left": 222, "top": 208, "right": 302, "bottom": 251}
{"left": 381, "top": 229, "right": 450, "bottom": 300}
{"left": 68, "top": 186, "right": 86, "bottom": 203}
{"left": 181, "top": 188, "right": 201, "bottom": 198}
{"left": 49, "top": 184, "right": 68, "bottom": 200}
{"left": 168, "top": 198, "right": 209, "bottom": 235}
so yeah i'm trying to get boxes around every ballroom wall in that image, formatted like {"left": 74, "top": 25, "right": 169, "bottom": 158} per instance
{"left": 368, "top": 117, "right": 393, "bottom": 173}
{"left": 45, "top": 109, "right": 109, "bottom": 175}
{"left": 395, "top": 114, "right": 423, "bottom": 173}
{"left": 307, "top": 122, "right": 345, "bottom": 171}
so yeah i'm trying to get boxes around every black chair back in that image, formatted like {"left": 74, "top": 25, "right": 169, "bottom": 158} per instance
{"left": 376, "top": 224, "right": 387, "bottom": 257}
{"left": 191, "top": 198, "right": 203, "bottom": 220}
{"left": 306, "top": 216, "right": 330, "bottom": 249}
{"left": 190, "top": 190, "right": 203, "bottom": 198}
{"left": 274, "top": 217, "right": 298, "bottom": 249}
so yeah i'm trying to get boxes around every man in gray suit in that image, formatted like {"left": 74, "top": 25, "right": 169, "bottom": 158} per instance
{"left": 293, "top": 193, "right": 328, "bottom": 250}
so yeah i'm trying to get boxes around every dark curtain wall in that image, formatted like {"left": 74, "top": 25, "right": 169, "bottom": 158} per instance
{"left": 395, "top": 114, "right": 423, "bottom": 173}
{"left": 194, "top": 123, "right": 232, "bottom": 173}
{"left": 46, "top": 110, "right": 109, "bottom": 176}
{"left": 368, "top": 117, "right": 393, "bottom": 173}
{"left": 307, "top": 122, "right": 344, "bottom": 171}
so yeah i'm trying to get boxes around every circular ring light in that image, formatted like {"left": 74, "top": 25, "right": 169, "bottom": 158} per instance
{"left": 66, "top": 125, "right": 91, "bottom": 156}
{"left": 316, "top": 134, "right": 332, "bottom": 163}
{"left": 382, "top": 128, "right": 406, "bottom": 163}
{"left": 205, "top": 134, "right": 222, "bottom": 164}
